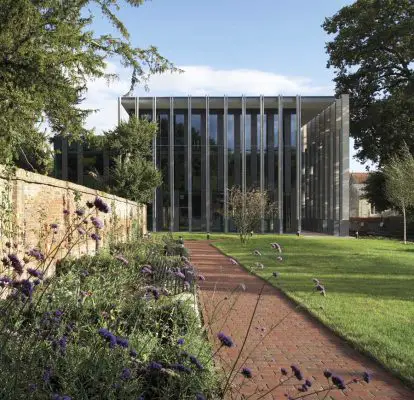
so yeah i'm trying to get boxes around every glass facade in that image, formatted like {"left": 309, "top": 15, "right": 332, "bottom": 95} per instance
{"left": 147, "top": 97, "right": 301, "bottom": 233}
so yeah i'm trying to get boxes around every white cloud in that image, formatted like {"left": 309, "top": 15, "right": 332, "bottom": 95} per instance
{"left": 81, "top": 64, "right": 373, "bottom": 171}
{"left": 82, "top": 63, "right": 333, "bottom": 134}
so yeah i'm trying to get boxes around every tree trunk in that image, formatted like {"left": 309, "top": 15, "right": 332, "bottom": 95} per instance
{"left": 403, "top": 206, "right": 407, "bottom": 244}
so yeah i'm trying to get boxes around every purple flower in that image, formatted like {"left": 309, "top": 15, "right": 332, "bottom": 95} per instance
{"left": 363, "top": 371, "right": 371, "bottom": 383}
{"left": 298, "top": 384, "right": 308, "bottom": 392}
{"left": 20, "top": 279, "right": 35, "bottom": 299}
{"left": 151, "top": 288, "right": 160, "bottom": 300}
{"left": 8, "top": 254, "right": 23, "bottom": 274}
{"left": 291, "top": 365, "right": 303, "bottom": 381}
{"left": 189, "top": 355, "right": 204, "bottom": 370}
{"left": 196, "top": 394, "right": 206, "bottom": 400}
{"left": 28, "top": 383, "right": 37, "bottom": 393}
{"left": 27, "top": 268, "right": 44, "bottom": 279}
{"left": 324, "top": 369, "right": 332, "bottom": 378}
{"left": 98, "top": 328, "right": 117, "bottom": 349}
{"left": 91, "top": 216, "right": 104, "bottom": 229}
{"left": 50, "top": 223, "right": 58, "bottom": 230}
{"left": 332, "top": 375, "right": 346, "bottom": 389}
{"left": 116, "top": 336, "right": 129, "bottom": 348}
{"left": 94, "top": 197, "right": 110, "bottom": 213}
{"left": 86, "top": 201, "right": 94, "bottom": 209}
{"left": 169, "top": 363, "right": 191, "bottom": 373}
{"left": 177, "top": 338, "right": 185, "bottom": 345}
{"left": 241, "top": 367, "right": 252, "bottom": 378}
{"left": 27, "top": 248, "right": 45, "bottom": 261}
{"left": 217, "top": 332, "right": 234, "bottom": 347}
{"left": 63, "top": 209, "right": 70, "bottom": 215}
{"left": 77, "top": 227, "right": 86, "bottom": 235}
{"left": 183, "top": 281, "right": 190, "bottom": 290}
{"left": 121, "top": 368, "right": 132, "bottom": 380}
{"left": 0, "top": 276, "right": 13, "bottom": 287}
{"left": 175, "top": 271, "right": 186, "bottom": 279}
{"left": 305, "top": 379, "right": 312, "bottom": 387}
{"left": 43, "top": 367, "right": 52, "bottom": 383}
{"left": 141, "top": 266, "right": 152, "bottom": 274}
{"left": 281, "top": 368, "right": 288, "bottom": 376}
{"left": 198, "top": 274, "right": 206, "bottom": 281}
{"left": 130, "top": 349, "right": 137, "bottom": 357}
{"left": 148, "top": 361, "right": 163, "bottom": 370}
{"left": 91, "top": 233, "right": 101, "bottom": 241}
{"left": 75, "top": 209, "right": 85, "bottom": 216}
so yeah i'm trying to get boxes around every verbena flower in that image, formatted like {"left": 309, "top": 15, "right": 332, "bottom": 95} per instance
{"left": 281, "top": 367, "right": 288, "bottom": 376}
{"left": 63, "top": 209, "right": 70, "bottom": 215}
{"left": 169, "top": 363, "right": 191, "bottom": 373}
{"left": 241, "top": 367, "right": 252, "bottom": 378}
{"left": 27, "top": 267, "right": 44, "bottom": 279}
{"left": 43, "top": 367, "right": 52, "bottom": 383}
{"left": 291, "top": 365, "right": 303, "bottom": 381}
{"left": 50, "top": 223, "right": 58, "bottom": 230}
{"left": 189, "top": 355, "right": 204, "bottom": 370}
{"left": 198, "top": 274, "right": 205, "bottom": 281}
{"left": 98, "top": 328, "right": 117, "bottom": 349}
{"left": 116, "top": 336, "right": 129, "bottom": 348}
{"left": 363, "top": 371, "right": 371, "bottom": 383}
{"left": 141, "top": 266, "right": 152, "bottom": 274}
{"left": 28, "top": 383, "right": 37, "bottom": 392}
{"left": 130, "top": 349, "right": 137, "bottom": 357}
{"left": 298, "top": 383, "right": 308, "bottom": 392}
{"left": 86, "top": 201, "right": 94, "bottom": 209}
{"left": 8, "top": 254, "right": 23, "bottom": 274}
{"left": 217, "top": 332, "right": 234, "bottom": 347}
{"left": 120, "top": 368, "right": 132, "bottom": 380}
{"left": 91, "top": 216, "right": 104, "bottom": 229}
{"left": 196, "top": 394, "right": 206, "bottom": 400}
{"left": 0, "top": 276, "right": 13, "bottom": 287}
{"left": 177, "top": 338, "right": 185, "bottom": 345}
{"left": 91, "top": 233, "right": 101, "bottom": 241}
{"left": 20, "top": 279, "right": 35, "bottom": 299}
{"left": 147, "top": 361, "right": 163, "bottom": 370}
{"left": 77, "top": 227, "right": 86, "bottom": 235}
{"left": 332, "top": 375, "right": 346, "bottom": 389}
{"left": 27, "top": 248, "right": 45, "bottom": 261}
{"left": 175, "top": 271, "right": 186, "bottom": 279}
{"left": 305, "top": 379, "right": 312, "bottom": 387}
{"left": 94, "top": 197, "right": 110, "bottom": 213}
{"left": 152, "top": 288, "right": 160, "bottom": 300}
{"left": 75, "top": 209, "right": 85, "bottom": 216}
{"left": 324, "top": 369, "right": 332, "bottom": 378}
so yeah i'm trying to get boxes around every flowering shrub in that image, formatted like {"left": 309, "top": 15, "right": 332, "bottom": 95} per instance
{"left": 0, "top": 199, "right": 217, "bottom": 399}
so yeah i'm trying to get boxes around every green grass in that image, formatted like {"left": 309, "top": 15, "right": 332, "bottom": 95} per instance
{"left": 176, "top": 233, "right": 414, "bottom": 386}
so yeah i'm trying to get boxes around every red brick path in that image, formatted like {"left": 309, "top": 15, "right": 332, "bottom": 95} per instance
{"left": 187, "top": 241, "right": 413, "bottom": 400}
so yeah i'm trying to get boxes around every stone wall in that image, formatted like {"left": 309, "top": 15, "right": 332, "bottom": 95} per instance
{"left": 0, "top": 166, "right": 146, "bottom": 270}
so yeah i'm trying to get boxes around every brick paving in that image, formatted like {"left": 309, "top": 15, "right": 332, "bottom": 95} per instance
{"left": 187, "top": 241, "right": 414, "bottom": 400}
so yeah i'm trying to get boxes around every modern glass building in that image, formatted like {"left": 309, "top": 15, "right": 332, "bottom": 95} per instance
{"left": 118, "top": 95, "right": 350, "bottom": 236}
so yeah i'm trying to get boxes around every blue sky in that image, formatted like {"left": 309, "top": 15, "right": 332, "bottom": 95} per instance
{"left": 84, "top": 0, "right": 370, "bottom": 171}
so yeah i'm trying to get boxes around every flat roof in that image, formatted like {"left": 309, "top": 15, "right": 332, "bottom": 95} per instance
{"left": 121, "top": 96, "right": 336, "bottom": 126}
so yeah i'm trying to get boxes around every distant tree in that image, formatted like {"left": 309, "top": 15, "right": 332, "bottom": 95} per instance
{"left": 323, "top": 0, "right": 414, "bottom": 166}
{"left": 102, "top": 117, "right": 161, "bottom": 203}
{"left": 0, "top": 0, "right": 179, "bottom": 170}
{"left": 225, "top": 186, "right": 277, "bottom": 244}
{"left": 383, "top": 146, "right": 414, "bottom": 244}
{"left": 362, "top": 171, "right": 392, "bottom": 214}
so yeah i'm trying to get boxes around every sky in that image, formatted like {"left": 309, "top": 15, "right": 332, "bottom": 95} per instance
{"left": 83, "top": 0, "right": 371, "bottom": 172}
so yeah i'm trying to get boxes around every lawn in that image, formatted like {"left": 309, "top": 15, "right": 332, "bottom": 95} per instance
{"left": 174, "top": 233, "right": 414, "bottom": 386}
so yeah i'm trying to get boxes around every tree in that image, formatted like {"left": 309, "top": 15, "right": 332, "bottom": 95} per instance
{"left": 0, "top": 0, "right": 178, "bottom": 169}
{"left": 102, "top": 117, "right": 161, "bottom": 203}
{"left": 225, "top": 186, "right": 277, "bottom": 244}
{"left": 362, "top": 171, "right": 392, "bottom": 213}
{"left": 383, "top": 146, "right": 414, "bottom": 244}
{"left": 323, "top": 0, "right": 414, "bottom": 166}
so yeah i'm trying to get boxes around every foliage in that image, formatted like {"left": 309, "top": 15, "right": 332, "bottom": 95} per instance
{"left": 101, "top": 117, "right": 162, "bottom": 203}
{"left": 0, "top": 200, "right": 217, "bottom": 399}
{"left": 362, "top": 170, "right": 392, "bottom": 213}
{"left": 225, "top": 186, "right": 277, "bottom": 243}
{"left": 323, "top": 0, "right": 414, "bottom": 165}
{"left": 0, "top": 0, "right": 179, "bottom": 170}
{"left": 213, "top": 234, "right": 414, "bottom": 387}
{"left": 383, "top": 145, "right": 414, "bottom": 243}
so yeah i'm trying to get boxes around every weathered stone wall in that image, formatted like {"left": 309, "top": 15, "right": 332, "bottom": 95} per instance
{"left": 0, "top": 166, "right": 146, "bottom": 266}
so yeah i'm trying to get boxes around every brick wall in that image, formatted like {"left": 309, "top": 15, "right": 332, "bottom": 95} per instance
{"left": 0, "top": 165, "right": 146, "bottom": 274}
